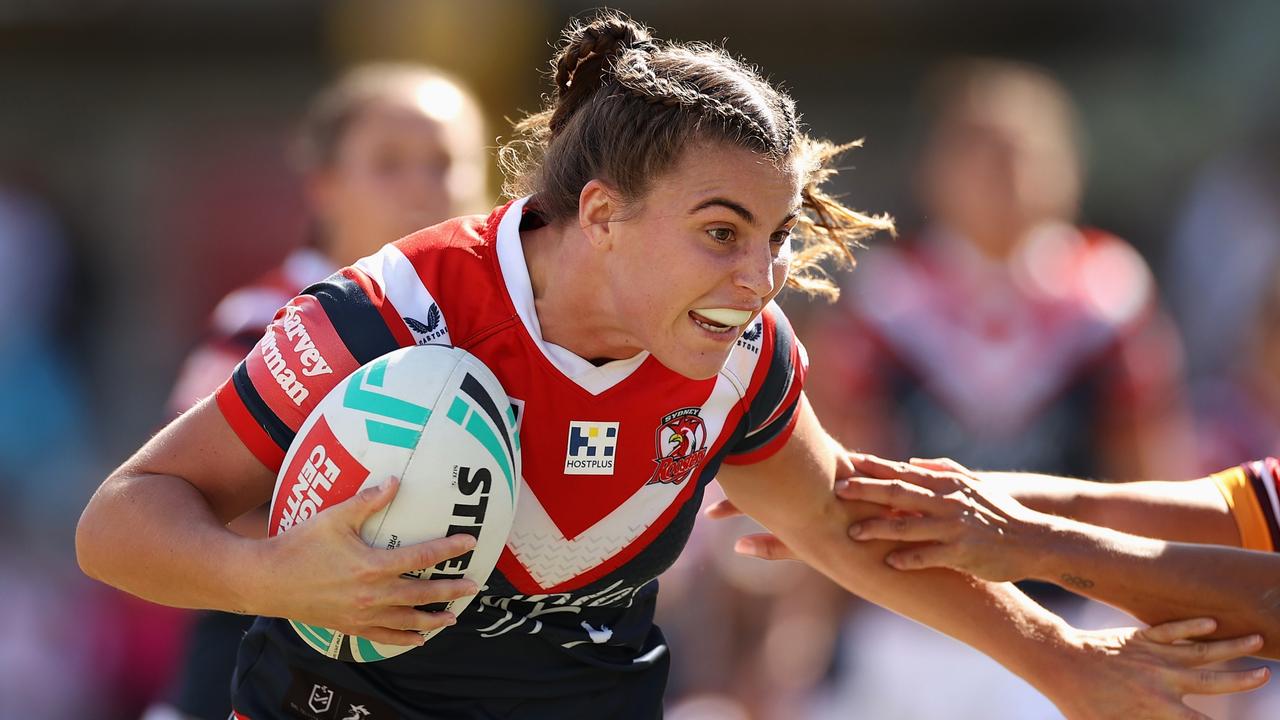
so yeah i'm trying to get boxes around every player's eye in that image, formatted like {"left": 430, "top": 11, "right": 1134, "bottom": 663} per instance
{"left": 707, "top": 227, "right": 734, "bottom": 244}
{"left": 373, "top": 151, "right": 405, "bottom": 177}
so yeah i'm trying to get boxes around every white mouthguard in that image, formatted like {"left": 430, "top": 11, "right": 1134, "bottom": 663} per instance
{"left": 693, "top": 308, "right": 753, "bottom": 327}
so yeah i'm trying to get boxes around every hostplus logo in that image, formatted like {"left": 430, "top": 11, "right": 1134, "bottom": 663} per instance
{"left": 564, "top": 421, "right": 619, "bottom": 475}
{"left": 403, "top": 303, "right": 448, "bottom": 344}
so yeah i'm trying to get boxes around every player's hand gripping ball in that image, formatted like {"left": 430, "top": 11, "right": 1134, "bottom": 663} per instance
{"left": 267, "top": 345, "right": 521, "bottom": 661}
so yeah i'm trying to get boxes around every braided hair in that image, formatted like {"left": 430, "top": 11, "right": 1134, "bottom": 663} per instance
{"left": 499, "top": 10, "right": 893, "bottom": 299}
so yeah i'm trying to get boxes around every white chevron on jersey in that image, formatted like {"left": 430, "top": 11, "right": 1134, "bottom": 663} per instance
{"left": 355, "top": 243, "right": 451, "bottom": 346}
{"left": 507, "top": 363, "right": 758, "bottom": 588}
{"left": 857, "top": 239, "right": 1121, "bottom": 436}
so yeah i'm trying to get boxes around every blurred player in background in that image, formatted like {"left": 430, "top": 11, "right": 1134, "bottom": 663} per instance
{"left": 790, "top": 57, "right": 1198, "bottom": 719}
{"left": 805, "top": 57, "right": 1193, "bottom": 484}
{"left": 0, "top": 183, "right": 105, "bottom": 718}
{"left": 1194, "top": 266, "right": 1280, "bottom": 473}
{"left": 145, "top": 63, "right": 488, "bottom": 720}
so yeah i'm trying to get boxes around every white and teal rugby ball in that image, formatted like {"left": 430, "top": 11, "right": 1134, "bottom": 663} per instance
{"left": 267, "top": 344, "right": 520, "bottom": 662}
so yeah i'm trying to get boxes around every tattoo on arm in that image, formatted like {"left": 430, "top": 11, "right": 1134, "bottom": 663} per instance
{"left": 1060, "top": 573, "right": 1095, "bottom": 590}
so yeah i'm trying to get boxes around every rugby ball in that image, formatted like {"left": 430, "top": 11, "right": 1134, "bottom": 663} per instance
{"left": 267, "top": 345, "right": 520, "bottom": 662}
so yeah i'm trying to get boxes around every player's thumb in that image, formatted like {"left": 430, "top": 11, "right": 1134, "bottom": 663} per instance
{"left": 733, "top": 533, "right": 796, "bottom": 561}
{"left": 703, "top": 498, "right": 743, "bottom": 520}
{"left": 345, "top": 476, "right": 400, "bottom": 526}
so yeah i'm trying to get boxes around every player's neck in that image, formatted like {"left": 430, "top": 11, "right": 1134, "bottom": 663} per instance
{"left": 521, "top": 221, "right": 643, "bottom": 363}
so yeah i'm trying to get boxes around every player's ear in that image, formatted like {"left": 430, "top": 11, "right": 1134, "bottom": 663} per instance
{"left": 578, "top": 179, "right": 621, "bottom": 250}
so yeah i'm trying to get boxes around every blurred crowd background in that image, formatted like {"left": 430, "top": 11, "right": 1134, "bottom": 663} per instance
{"left": 3, "top": 0, "right": 1280, "bottom": 717}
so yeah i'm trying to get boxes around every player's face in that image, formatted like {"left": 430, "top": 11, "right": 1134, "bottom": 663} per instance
{"left": 312, "top": 97, "right": 485, "bottom": 260}
{"left": 920, "top": 98, "right": 1079, "bottom": 255}
{"left": 604, "top": 142, "right": 801, "bottom": 380}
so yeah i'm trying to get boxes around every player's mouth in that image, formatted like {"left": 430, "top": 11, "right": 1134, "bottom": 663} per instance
{"left": 689, "top": 308, "right": 753, "bottom": 336}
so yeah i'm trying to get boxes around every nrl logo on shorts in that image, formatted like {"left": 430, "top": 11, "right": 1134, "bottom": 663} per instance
{"left": 647, "top": 407, "right": 708, "bottom": 486}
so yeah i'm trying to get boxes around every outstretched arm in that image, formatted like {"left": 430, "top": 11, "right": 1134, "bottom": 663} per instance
{"left": 715, "top": 398, "right": 1268, "bottom": 718}
{"left": 835, "top": 455, "right": 1280, "bottom": 659}
{"left": 976, "top": 468, "right": 1241, "bottom": 547}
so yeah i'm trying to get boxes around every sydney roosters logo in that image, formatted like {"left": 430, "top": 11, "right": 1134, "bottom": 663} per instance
{"left": 646, "top": 407, "right": 708, "bottom": 486}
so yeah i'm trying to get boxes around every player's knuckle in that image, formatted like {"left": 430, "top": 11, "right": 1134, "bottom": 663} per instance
{"left": 355, "top": 560, "right": 385, "bottom": 584}
{"left": 352, "top": 589, "right": 377, "bottom": 612}
{"left": 397, "top": 610, "right": 423, "bottom": 632}
{"left": 454, "top": 579, "right": 479, "bottom": 596}
{"left": 419, "top": 582, "right": 453, "bottom": 603}
{"left": 418, "top": 586, "right": 449, "bottom": 606}
{"left": 416, "top": 544, "right": 445, "bottom": 567}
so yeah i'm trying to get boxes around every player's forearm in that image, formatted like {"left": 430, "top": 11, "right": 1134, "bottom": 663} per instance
{"left": 721, "top": 402, "right": 1092, "bottom": 703}
{"left": 765, "top": 497, "right": 1085, "bottom": 699}
{"left": 981, "top": 471, "right": 1092, "bottom": 517}
{"left": 76, "top": 471, "right": 267, "bottom": 615}
{"left": 1028, "top": 516, "right": 1280, "bottom": 658}
{"left": 983, "top": 473, "right": 1241, "bottom": 546}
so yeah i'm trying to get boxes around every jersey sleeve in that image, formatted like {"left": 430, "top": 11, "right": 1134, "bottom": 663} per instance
{"left": 1211, "top": 458, "right": 1280, "bottom": 552}
{"left": 213, "top": 266, "right": 414, "bottom": 470}
{"left": 722, "top": 304, "right": 808, "bottom": 466}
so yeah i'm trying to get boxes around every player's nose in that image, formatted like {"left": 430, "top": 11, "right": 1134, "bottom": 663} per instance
{"left": 733, "top": 240, "right": 776, "bottom": 298}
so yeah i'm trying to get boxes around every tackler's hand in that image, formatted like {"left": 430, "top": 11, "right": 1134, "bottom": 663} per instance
{"left": 1052, "top": 618, "right": 1269, "bottom": 720}
{"left": 840, "top": 453, "right": 1049, "bottom": 582}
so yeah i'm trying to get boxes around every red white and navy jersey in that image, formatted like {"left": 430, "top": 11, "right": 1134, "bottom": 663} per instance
{"left": 168, "top": 247, "right": 336, "bottom": 414}
{"left": 811, "top": 225, "right": 1180, "bottom": 478}
{"left": 216, "top": 197, "right": 806, "bottom": 712}
{"left": 1213, "top": 457, "right": 1280, "bottom": 553}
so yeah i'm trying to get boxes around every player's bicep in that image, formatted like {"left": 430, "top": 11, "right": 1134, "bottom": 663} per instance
{"left": 117, "top": 394, "right": 276, "bottom": 524}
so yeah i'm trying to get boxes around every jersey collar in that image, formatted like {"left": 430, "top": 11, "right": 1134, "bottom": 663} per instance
{"left": 495, "top": 196, "right": 650, "bottom": 395}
